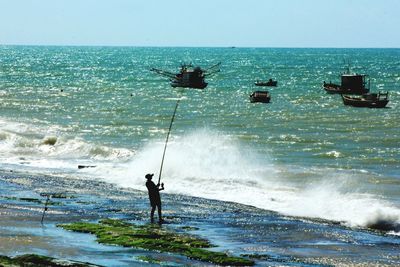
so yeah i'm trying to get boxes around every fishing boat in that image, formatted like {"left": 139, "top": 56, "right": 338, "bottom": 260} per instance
{"left": 341, "top": 92, "right": 389, "bottom": 108}
{"left": 255, "top": 79, "right": 277, "bottom": 87}
{"left": 323, "top": 65, "right": 369, "bottom": 95}
{"left": 150, "top": 62, "right": 221, "bottom": 89}
{"left": 250, "top": 91, "right": 271, "bottom": 103}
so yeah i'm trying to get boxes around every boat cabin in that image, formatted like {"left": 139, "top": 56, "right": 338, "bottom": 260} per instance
{"left": 323, "top": 65, "right": 370, "bottom": 95}
{"left": 341, "top": 74, "right": 369, "bottom": 94}
{"left": 172, "top": 66, "right": 207, "bottom": 89}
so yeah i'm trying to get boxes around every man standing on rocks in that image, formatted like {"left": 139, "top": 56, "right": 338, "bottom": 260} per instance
{"left": 145, "top": 173, "right": 164, "bottom": 224}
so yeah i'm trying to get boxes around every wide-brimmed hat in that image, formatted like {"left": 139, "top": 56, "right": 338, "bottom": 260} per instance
{"left": 145, "top": 173, "right": 154, "bottom": 179}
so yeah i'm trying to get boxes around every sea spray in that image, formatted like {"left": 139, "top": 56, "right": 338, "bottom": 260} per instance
{"left": 2, "top": 118, "right": 399, "bottom": 232}
{"left": 96, "top": 128, "right": 400, "bottom": 232}
{"left": 278, "top": 175, "right": 400, "bottom": 229}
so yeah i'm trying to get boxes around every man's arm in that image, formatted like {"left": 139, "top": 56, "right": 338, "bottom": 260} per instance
{"left": 158, "top": 183, "right": 165, "bottom": 191}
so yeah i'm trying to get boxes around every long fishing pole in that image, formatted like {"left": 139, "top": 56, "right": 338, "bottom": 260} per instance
{"left": 158, "top": 99, "right": 180, "bottom": 185}
{"left": 41, "top": 194, "right": 51, "bottom": 224}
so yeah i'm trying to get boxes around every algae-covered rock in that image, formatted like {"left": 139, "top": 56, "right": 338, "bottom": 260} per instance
{"left": 59, "top": 219, "right": 254, "bottom": 266}
{"left": 180, "top": 225, "right": 200, "bottom": 231}
{"left": 0, "top": 255, "right": 14, "bottom": 266}
{"left": 0, "top": 254, "right": 101, "bottom": 267}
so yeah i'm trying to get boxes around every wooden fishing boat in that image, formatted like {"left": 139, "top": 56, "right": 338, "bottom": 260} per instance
{"left": 250, "top": 91, "right": 271, "bottom": 103}
{"left": 323, "top": 65, "right": 369, "bottom": 95}
{"left": 150, "top": 63, "right": 220, "bottom": 89}
{"left": 255, "top": 79, "right": 277, "bottom": 87}
{"left": 341, "top": 92, "right": 389, "bottom": 108}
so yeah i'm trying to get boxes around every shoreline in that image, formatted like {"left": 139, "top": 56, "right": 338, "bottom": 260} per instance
{"left": 1, "top": 169, "right": 400, "bottom": 266}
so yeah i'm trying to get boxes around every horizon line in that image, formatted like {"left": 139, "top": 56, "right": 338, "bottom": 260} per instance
{"left": 1, "top": 43, "right": 399, "bottom": 49}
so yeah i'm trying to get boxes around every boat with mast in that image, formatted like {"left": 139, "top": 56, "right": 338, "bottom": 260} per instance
{"left": 150, "top": 62, "right": 221, "bottom": 89}
{"left": 323, "top": 65, "right": 369, "bottom": 95}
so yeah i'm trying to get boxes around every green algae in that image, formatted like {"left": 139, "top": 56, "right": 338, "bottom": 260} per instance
{"left": 59, "top": 219, "right": 254, "bottom": 266}
{"left": 0, "top": 254, "right": 100, "bottom": 267}
{"left": 136, "top": 255, "right": 163, "bottom": 264}
{"left": 180, "top": 225, "right": 200, "bottom": 231}
{"left": 241, "top": 254, "right": 273, "bottom": 260}
{"left": 0, "top": 255, "right": 14, "bottom": 266}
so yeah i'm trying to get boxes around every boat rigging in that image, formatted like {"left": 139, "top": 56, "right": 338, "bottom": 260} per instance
{"left": 150, "top": 62, "right": 221, "bottom": 89}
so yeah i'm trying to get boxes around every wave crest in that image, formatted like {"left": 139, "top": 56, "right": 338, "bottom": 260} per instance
{"left": 0, "top": 119, "right": 134, "bottom": 165}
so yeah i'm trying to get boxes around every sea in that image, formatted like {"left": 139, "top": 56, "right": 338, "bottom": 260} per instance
{"left": 0, "top": 46, "right": 399, "bottom": 266}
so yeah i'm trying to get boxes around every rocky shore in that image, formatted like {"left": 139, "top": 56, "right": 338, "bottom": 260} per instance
{"left": 1, "top": 170, "right": 400, "bottom": 266}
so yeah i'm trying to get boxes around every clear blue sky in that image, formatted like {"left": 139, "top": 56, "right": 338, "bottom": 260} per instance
{"left": 1, "top": 0, "right": 399, "bottom": 48}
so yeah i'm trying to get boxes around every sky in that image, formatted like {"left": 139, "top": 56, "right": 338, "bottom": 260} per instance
{"left": 1, "top": 0, "right": 400, "bottom": 48}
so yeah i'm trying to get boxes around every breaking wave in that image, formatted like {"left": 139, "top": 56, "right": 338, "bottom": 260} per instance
{"left": 98, "top": 128, "right": 400, "bottom": 233}
{"left": 2, "top": 118, "right": 399, "bottom": 233}
{"left": 0, "top": 119, "right": 133, "bottom": 172}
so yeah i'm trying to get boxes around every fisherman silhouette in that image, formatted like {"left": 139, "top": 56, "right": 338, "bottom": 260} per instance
{"left": 145, "top": 173, "right": 164, "bottom": 224}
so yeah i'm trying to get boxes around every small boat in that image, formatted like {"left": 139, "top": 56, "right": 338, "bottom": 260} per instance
{"left": 323, "top": 65, "right": 369, "bottom": 95}
{"left": 255, "top": 79, "right": 277, "bottom": 87}
{"left": 341, "top": 92, "right": 389, "bottom": 108}
{"left": 250, "top": 91, "right": 271, "bottom": 103}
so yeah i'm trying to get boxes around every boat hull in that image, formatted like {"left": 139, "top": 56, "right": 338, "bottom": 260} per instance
{"left": 324, "top": 84, "right": 369, "bottom": 95}
{"left": 341, "top": 94, "right": 389, "bottom": 108}
{"left": 170, "top": 81, "right": 207, "bottom": 89}
{"left": 255, "top": 81, "right": 277, "bottom": 87}
{"left": 250, "top": 91, "right": 271, "bottom": 103}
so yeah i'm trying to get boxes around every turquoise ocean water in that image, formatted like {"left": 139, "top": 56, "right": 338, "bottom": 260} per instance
{"left": 1, "top": 46, "right": 400, "bottom": 233}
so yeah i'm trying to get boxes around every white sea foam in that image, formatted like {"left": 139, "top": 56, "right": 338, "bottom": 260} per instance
{"left": 0, "top": 119, "right": 133, "bottom": 173}
{"left": 2, "top": 119, "right": 399, "bottom": 232}
{"left": 96, "top": 128, "right": 400, "bottom": 231}
{"left": 278, "top": 178, "right": 400, "bottom": 230}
